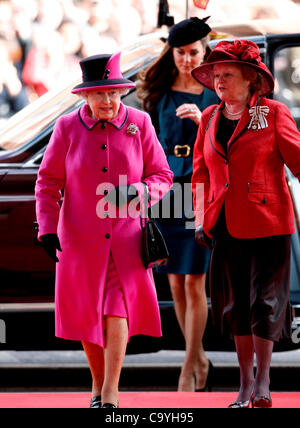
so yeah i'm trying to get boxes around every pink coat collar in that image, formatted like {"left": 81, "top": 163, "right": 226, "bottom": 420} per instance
{"left": 78, "top": 102, "right": 129, "bottom": 131}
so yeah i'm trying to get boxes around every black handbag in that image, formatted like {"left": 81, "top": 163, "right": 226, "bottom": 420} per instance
{"left": 141, "top": 183, "right": 169, "bottom": 269}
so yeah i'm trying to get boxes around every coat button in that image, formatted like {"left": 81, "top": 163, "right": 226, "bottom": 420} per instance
{"left": 225, "top": 182, "right": 229, "bottom": 188}
{"left": 102, "top": 144, "right": 107, "bottom": 150}
{"left": 224, "top": 160, "right": 229, "bottom": 165}
{"left": 101, "top": 122, "right": 106, "bottom": 130}
{"left": 105, "top": 233, "right": 110, "bottom": 239}
{"left": 102, "top": 167, "right": 108, "bottom": 173}
{"left": 104, "top": 190, "right": 109, "bottom": 196}
{"left": 262, "top": 199, "right": 267, "bottom": 205}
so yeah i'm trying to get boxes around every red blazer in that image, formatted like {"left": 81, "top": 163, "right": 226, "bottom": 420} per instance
{"left": 192, "top": 93, "right": 300, "bottom": 238}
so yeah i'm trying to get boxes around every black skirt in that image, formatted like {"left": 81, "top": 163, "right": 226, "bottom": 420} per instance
{"left": 209, "top": 208, "right": 292, "bottom": 342}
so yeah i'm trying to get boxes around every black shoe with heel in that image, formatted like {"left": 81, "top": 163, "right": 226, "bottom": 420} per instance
{"left": 102, "top": 401, "right": 119, "bottom": 409}
{"left": 90, "top": 395, "right": 102, "bottom": 408}
{"left": 195, "top": 360, "right": 215, "bottom": 392}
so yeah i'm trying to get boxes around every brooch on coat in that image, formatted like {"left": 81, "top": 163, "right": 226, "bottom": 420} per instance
{"left": 248, "top": 106, "right": 270, "bottom": 130}
{"left": 127, "top": 123, "right": 139, "bottom": 135}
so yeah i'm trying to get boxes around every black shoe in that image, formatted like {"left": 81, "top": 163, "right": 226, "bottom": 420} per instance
{"left": 195, "top": 360, "right": 215, "bottom": 392}
{"left": 102, "top": 402, "right": 119, "bottom": 408}
{"left": 90, "top": 395, "right": 102, "bottom": 408}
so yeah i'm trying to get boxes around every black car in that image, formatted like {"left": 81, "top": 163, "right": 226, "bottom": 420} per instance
{"left": 0, "top": 28, "right": 300, "bottom": 353}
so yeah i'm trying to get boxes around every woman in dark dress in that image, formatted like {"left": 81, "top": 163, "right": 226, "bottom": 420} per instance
{"left": 192, "top": 40, "right": 300, "bottom": 408}
{"left": 137, "top": 17, "right": 219, "bottom": 392}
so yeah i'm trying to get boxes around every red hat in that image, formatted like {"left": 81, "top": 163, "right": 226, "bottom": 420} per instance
{"left": 192, "top": 40, "right": 274, "bottom": 96}
{"left": 72, "top": 52, "right": 135, "bottom": 94}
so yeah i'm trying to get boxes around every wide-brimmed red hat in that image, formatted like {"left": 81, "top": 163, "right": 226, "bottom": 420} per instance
{"left": 192, "top": 40, "right": 274, "bottom": 96}
{"left": 72, "top": 52, "right": 135, "bottom": 94}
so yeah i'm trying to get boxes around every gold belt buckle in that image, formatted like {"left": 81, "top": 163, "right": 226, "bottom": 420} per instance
{"left": 174, "top": 145, "right": 191, "bottom": 158}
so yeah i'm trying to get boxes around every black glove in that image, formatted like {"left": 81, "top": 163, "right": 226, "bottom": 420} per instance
{"left": 40, "top": 233, "right": 62, "bottom": 262}
{"left": 105, "top": 185, "right": 138, "bottom": 207}
{"left": 195, "top": 225, "right": 214, "bottom": 250}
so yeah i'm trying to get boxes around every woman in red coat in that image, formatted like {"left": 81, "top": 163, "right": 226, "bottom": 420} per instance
{"left": 191, "top": 40, "right": 300, "bottom": 408}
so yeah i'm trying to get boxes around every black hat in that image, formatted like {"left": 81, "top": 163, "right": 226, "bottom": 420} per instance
{"left": 72, "top": 52, "right": 135, "bottom": 94}
{"left": 168, "top": 17, "right": 211, "bottom": 48}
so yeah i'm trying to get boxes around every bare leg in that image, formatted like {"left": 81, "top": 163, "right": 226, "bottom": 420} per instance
{"left": 168, "top": 274, "right": 186, "bottom": 336}
{"left": 82, "top": 340, "right": 105, "bottom": 398}
{"left": 253, "top": 335, "right": 274, "bottom": 398}
{"left": 175, "top": 274, "right": 209, "bottom": 391}
{"left": 168, "top": 274, "right": 194, "bottom": 391}
{"left": 185, "top": 274, "right": 209, "bottom": 390}
{"left": 101, "top": 316, "right": 129, "bottom": 406}
{"left": 234, "top": 335, "right": 255, "bottom": 402}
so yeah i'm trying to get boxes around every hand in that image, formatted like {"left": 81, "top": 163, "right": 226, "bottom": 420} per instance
{"left": 176, "top": 103, "right": 202, "bottom": 125}
{"left": 195, "top": 225, "right": 214, "bottom": 250}
{"left": 105, "top": 185, "right": 138, "bottom": 207}
{"left": 40, "top": 234, "right": 62, "bottom": 262}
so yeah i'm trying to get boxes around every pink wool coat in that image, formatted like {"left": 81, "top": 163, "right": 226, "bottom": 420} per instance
{"left": 35, "top": 102, "right": 173, "bottom": 348}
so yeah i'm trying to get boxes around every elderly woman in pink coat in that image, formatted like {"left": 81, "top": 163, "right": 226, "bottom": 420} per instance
{"left": 35, "top": 52, "right": 173, "bottom": 408}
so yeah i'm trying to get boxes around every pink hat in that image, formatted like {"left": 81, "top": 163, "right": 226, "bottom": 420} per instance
{"left": 72, "top": 52, "right": 136, "bottom": 94}
{"left": 192, "top": 40, "right": 274, "bottom": 96}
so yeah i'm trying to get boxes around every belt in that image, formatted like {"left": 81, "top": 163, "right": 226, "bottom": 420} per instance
{"left": 164, "top": 145, "right": 191, "bottom": 158}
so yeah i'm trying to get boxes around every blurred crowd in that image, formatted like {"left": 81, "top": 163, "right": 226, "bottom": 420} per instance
{"left": 0, "top": 0, "right": 299, "bottom": 123}
{"left": 0, "top": 0, "right": 161, "bottom": 121}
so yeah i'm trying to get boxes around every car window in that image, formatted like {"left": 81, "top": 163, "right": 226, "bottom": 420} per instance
{"left": 273, "top": 46, "right": 300, "bottom": 130}
{"left": 24, "top": 89, "right": 141, "bottom": 168}
{"left": 0, "top": 84, "right": 82, "bottom": 152}
{"left": 0, "top": 32, "right": 166, "bottom": 153}
{"left": 273, "top": 45, "right": 300, "bottom": 265}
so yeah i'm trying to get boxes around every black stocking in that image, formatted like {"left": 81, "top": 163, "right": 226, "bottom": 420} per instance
{"left": 253, "top": 335, "right": 274, "bottom": 398}
{"left": 234, "top": 335, "right": 255, "bottom": 402}
{"left": 234, "top": 335, "right": 274, "bottom": 401}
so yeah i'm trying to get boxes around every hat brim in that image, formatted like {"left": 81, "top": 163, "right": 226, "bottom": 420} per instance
{"left": 72, "top": 79, "right": 136, "bottom": 94}
{"left": 192, "top": 60, "right": 274, "bottom": 97}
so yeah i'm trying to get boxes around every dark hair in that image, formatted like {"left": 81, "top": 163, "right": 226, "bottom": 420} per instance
{"left": 136, "top": 38, "right": 211, "bottom": 113}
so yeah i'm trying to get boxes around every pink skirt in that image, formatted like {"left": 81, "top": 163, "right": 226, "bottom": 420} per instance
{"left": 103, "top": 253, "right": 127, "bottom": 318}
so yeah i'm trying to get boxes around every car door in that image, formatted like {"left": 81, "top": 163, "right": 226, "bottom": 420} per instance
{"left": 0, "top": 166, "right": 41, "bottom": 269}
{"left": 0, "top": 161, "right": 55, "bottom": 303}
{"left": 267, "top": 33, "right": 300, "bottom": 305}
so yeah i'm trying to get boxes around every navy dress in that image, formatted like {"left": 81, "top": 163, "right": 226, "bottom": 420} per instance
{"left": 152, "top": 89, "right": 219, "bottom": 274}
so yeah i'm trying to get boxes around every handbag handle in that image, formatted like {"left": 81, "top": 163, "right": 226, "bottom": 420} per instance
{"left": 140, "top": 182, "right": 151, "bottom": 229}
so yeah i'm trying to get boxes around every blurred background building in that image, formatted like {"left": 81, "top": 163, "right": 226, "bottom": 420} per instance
{"left": 0, "top": 0, "right": 299, "bottom": 127}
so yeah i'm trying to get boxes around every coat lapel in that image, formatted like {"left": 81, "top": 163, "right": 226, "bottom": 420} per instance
{"left": 109, "top": 103, "right": 128, "bottom": 130}
{"left": 78, "top": 102, "right": 128, "bottom": 131}
{"left": 208, "top": 94, "right": 260, "bottom": 160}
{"left": 208, "top": 104, "right": 228, "bottom": 160}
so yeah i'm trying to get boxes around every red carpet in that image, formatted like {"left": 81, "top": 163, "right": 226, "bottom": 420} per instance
{"left": 0, "top": 392, "right": 299, "bottom": 408}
